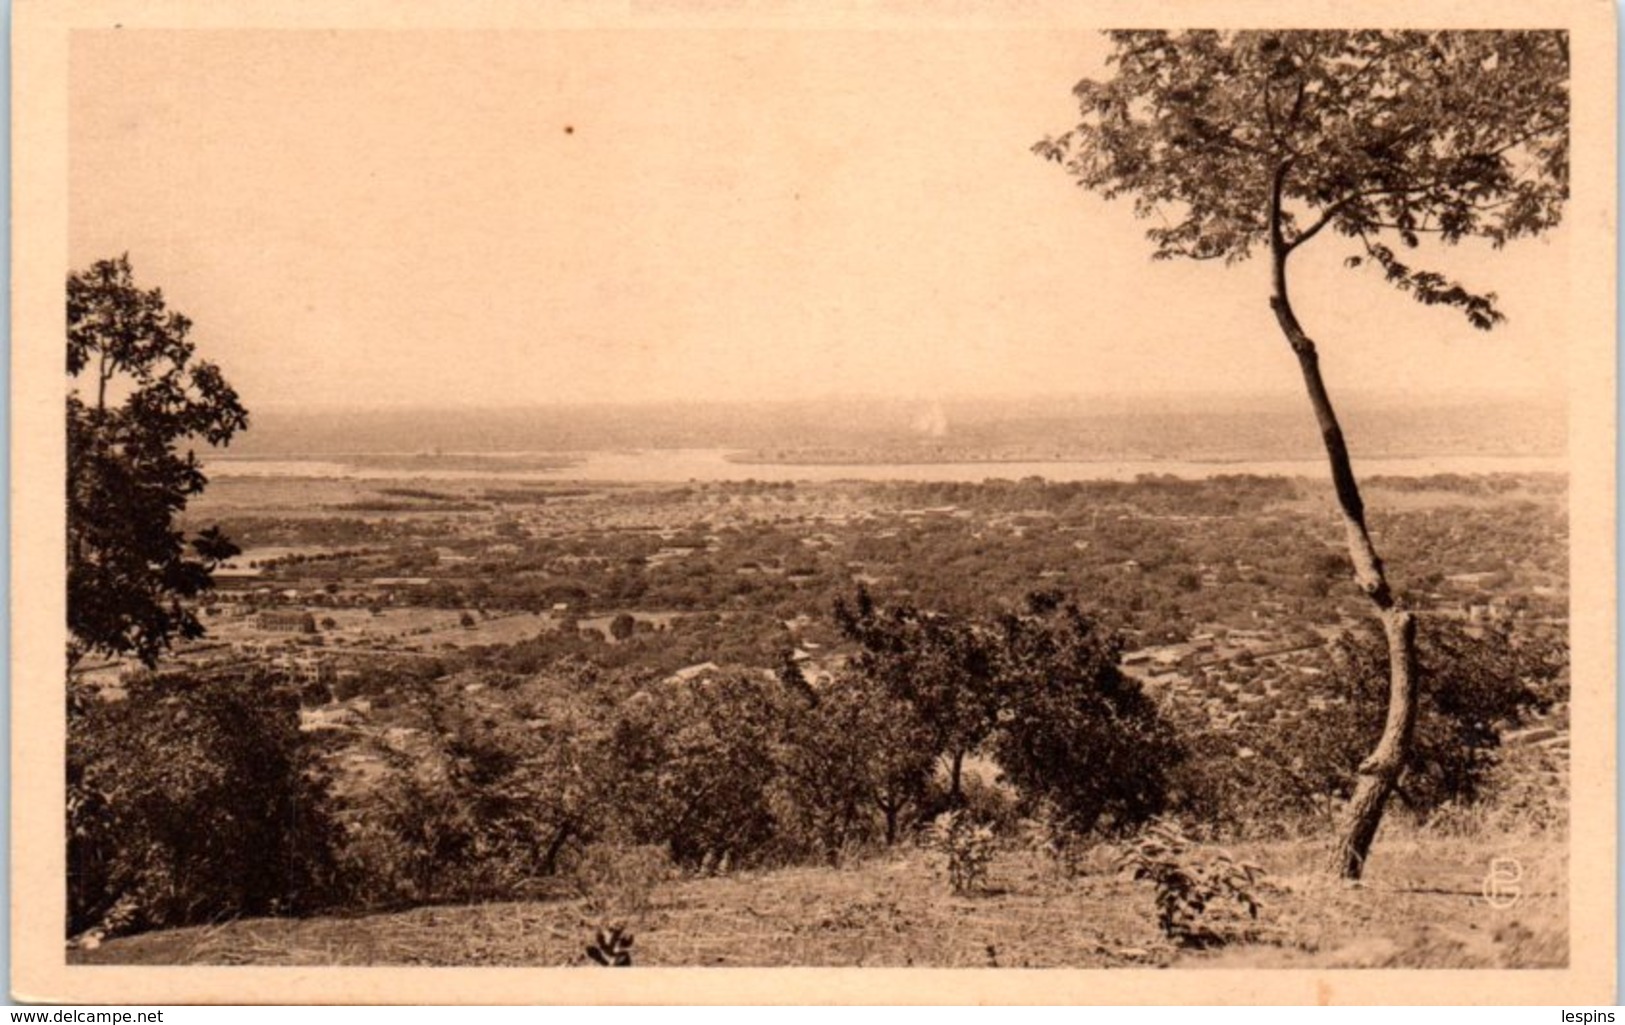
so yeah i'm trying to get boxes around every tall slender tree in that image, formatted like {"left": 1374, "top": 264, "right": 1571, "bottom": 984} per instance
{"left": 1035, "top": 30, "right": 1568, "bottom": 877}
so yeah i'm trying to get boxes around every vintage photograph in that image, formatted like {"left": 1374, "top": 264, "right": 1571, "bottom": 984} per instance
{"left": 13, "top": 0, "right": 1617, "bottom": 1005}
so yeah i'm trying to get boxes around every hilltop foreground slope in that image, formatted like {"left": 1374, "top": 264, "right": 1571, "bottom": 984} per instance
{"left": 73, "top": 831, "right": 1564, "bottom": 969}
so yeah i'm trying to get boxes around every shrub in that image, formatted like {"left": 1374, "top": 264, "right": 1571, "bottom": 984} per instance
{"left": 332, "top": 771, "right": 456, "bottom": 906}
{"left": 606, "top": 670, "right": 789, "bottom": 870}
{"left": 1166, "top": 729, "right": 1336, "bottom": 841}
{"left": 585, "top": 924, "right": 635, "bottom": 966}
{"left": 1248, "top": 620, "right": 1566, "bottom": 821}
{"left": 773, "top": 669, "right": 934, "bottom": 864}
{"left": 1021, "top": 801, "right": 1102, "bottom": 878}
{"left": 925, "top": 810, "right": 997, "bottom": 895}
{"left": 953, "top": 771, "right": 1022, "bottom": 837}
{"left": 992, "top": 593, "right": 1185, "bottom": 838}
{"left": 1119, "top": 819, "right": 1262, "bottom": 948}
{"left": 67, "top": 669, "right": 342, "bottom": 939}
{"left": 335, "top": 680, "right": 616, "bottom": 907}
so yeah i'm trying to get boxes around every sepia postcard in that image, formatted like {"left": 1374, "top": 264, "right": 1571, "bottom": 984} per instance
{"left": 11, "top": 0, "right": 1618, "bottom": 1005}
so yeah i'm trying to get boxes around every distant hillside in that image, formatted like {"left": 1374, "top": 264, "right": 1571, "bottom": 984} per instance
{"left": 224, "top": 393, "right": 1564, "bottom": 463}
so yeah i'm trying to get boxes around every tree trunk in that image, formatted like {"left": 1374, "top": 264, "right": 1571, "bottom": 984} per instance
{"left": 539, "top": 822, "right": 574, "bottom": 876}
{"left": 1269, "top": 220, "right": 1420, "bottom": 880}
{"left": 878, "top": 795, "right": 901, "bottom": 845}
{"left": 948, "top": 749, "right": 965, "bottom": 806}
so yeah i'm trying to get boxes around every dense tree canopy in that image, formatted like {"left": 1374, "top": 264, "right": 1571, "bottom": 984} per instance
{"left": 992, "top": 592, "right": 1184, "bottom": 836}
{"left": 834, "top": 587, "right": 1000, "bottom": 801}
{"left": 1260, "top": 620, "right": 1566, "bottom": 814}
{"left": 68, "top": 255, "right": 249, "bottom": 668}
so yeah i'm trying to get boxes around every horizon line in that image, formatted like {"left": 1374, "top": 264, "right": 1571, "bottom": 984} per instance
{"left": 245, "top": 386, "right": 1567, "bottom": 415}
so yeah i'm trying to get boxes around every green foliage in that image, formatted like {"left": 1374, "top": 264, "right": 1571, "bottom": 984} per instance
{"left": 835, "top": 587, "right": 1000, "bottom": 802}
{"left": 1119, "top": 819, "right": 1263, "bottom": 948}
{"left": 992, "top": 593, "right": 1185, "bottom": 837}
{"left": 607, "top": 670, "right": 791, "bottom": 870}
{"left": 1253, "top": 620, "right": 1565, "bottom": 816}
{"left": 67, "top": 669, "right": 341, "bottom": 938}
{"left": 925, "top": 810, "right": 997, "bottom": 896}
{"left": 1036, "top": 31, "right": 1568, "bottom": 326}
{"left": 67, "top": 255, "right": 249, "bottom": 668}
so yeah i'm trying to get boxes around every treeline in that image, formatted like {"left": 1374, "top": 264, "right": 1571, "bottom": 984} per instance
{"left": 70, "top": 592, "right": 1171, "bottom": 933}
{"left": 864, "top": 474, "right": 1301, "bottom": 517}
{"left": 212, "top": 476, "right": 1566, "bottom": 657}
{"left": 67, "top": 588, "right": 1565, "bottom": 942}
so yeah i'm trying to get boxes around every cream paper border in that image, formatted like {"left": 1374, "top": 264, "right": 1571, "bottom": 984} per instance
{"left": 11, "top": 0, "right": 1617, "bottom": 1005}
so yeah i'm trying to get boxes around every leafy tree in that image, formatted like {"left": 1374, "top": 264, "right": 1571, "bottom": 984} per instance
{"left": 607, "top": 670, "right": 790, "bottom": 870}
{"left": 1036, "top": 31, "right": 1568, "bottom": 876}
{"left": 609, "top": 612, "right": 638, "bottom": 642}
{"left": 1255, "top": 620, "right": 1566, "bottom": 817}
{"left": 834, "top": 587, "right": 1000, "bottom": 803}
{"left": 992, "top": 592, "right": 1184, "bottom": 837}
{"left": 68, "top": 255, "right": 249, "bottom": 668}
{"left": 67, "top": 668, "right": 340, "bottom": 937}
{"left": 433, "top": 679, "right": 612, "bottom": 886}
{"left": 776, "top": 668, "right": 937, "bottom": 859}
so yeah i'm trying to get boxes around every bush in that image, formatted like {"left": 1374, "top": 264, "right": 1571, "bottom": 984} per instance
{"left": 334, "top": 679, "right": 616, "bottom": 907}
{"left": 992, "top": 594, "right": 1184, "bottom": 838}
{"left": 773, "top": 669, "right": 934, "bottom": 864}
{"left": 606, "top": 670, "right": 790, "bottom": 871}
{"left": 1166, "top": 730, "right": 1336, "bottom": 841}
{"left": 952, "top": 770, "right": 1022, "bottom": 837}
{"left": 1020, "top": 801, "right": 1111, "bottom": 878}
{"left": 1247, "top": 620, "right": 1566, "bottom": 823}
{"left": 1119, "top": 819, "right": 1263, "bottom": 948}
{"left": 67, "top": 669, "right": 342, "bottom": 939}
{"left": 924, "top": 810, "right": 997, "bottom": 895}
{"left": 336, "top": 767, "right": 481, "bottom": 907}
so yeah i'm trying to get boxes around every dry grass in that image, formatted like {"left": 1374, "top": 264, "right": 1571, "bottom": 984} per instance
{"left": 72, "top": 828, "right": 1567, "bottom": 969}
{"left": 1191, "top": 828, "right": 1566, "bottom": 969}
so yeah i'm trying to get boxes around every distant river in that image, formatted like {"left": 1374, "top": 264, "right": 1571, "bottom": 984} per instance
{"left": 207, "top": 448, "right": 1566, "bottom": 484}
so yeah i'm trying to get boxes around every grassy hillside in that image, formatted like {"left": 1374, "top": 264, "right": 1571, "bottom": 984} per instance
{"left": 72, "top": 830, "right": 1564, "bottom": 969}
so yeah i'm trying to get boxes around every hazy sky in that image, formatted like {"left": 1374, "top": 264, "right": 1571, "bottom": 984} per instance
{"left": 69, "top": 29, "right": 1571, "bottom": 410}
